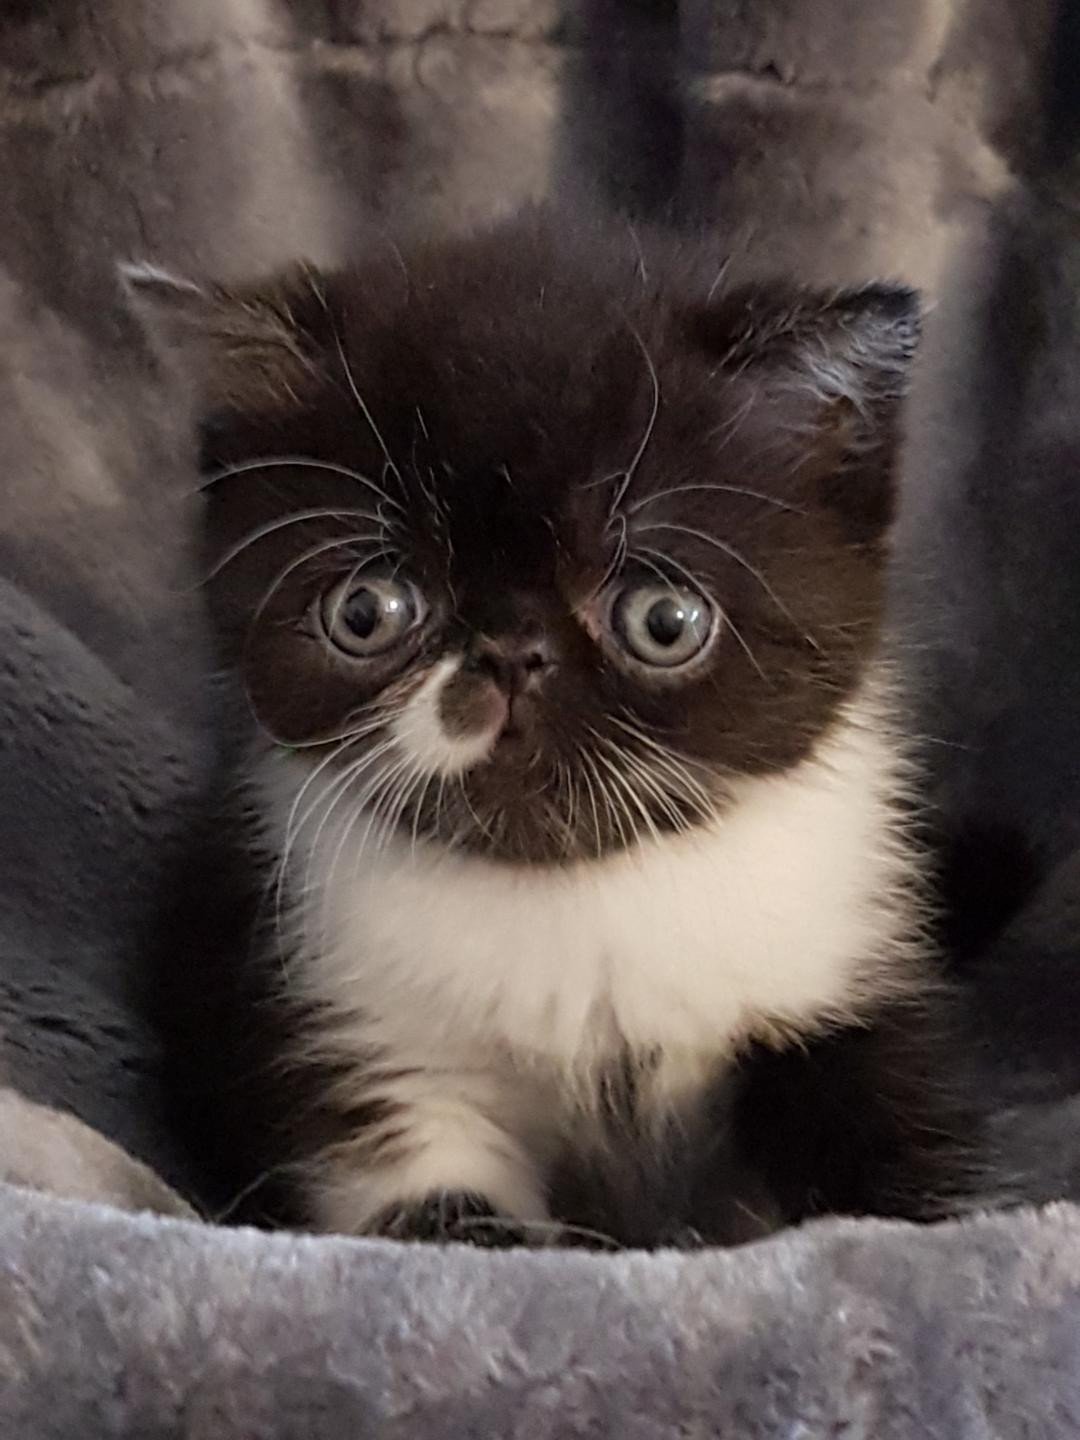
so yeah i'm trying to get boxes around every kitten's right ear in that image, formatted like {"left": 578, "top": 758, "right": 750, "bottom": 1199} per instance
{"left": 119, "top": 261, "right": 319, "bottom": 412}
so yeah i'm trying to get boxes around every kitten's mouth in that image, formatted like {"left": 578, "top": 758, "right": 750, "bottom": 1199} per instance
{"left": 385, "top": 658, "right": 714, "bottom": 861}
{"left": 493, "top": 696, "right": 533, "bottom": 748}
{"left": 440, "top": 671, "right": 537, "bottom": 759}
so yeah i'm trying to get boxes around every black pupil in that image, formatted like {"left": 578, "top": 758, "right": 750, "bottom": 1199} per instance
{"left": 646, "top": 597, "right": 687, "bottom": 647}
{"left": 343, "top": 587, "right": 381, "bottom": 639}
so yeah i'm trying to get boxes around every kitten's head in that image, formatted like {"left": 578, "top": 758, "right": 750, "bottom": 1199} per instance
{"left": 128, "top": 211, "right": 918, "bottom": 864}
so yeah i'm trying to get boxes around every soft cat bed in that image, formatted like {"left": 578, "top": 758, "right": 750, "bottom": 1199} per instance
{"left": 3, "top": 1184, "right": 1080, "bottom": 1438}
{"left": 1, "top": 2, "right": 1079, "bottom": 1436}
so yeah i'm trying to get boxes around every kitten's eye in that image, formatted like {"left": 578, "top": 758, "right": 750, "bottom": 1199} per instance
{"left": 319, "top": 577, "right": 423, "bottom": 657}
{"left": 611, "top": 584, "right": 716, "bottom": 668}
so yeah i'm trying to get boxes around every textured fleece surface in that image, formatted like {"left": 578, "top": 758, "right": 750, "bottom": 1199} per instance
{"left": 2, "top": 1184, "right": 1080, "bottom": 1438}
{"left": 1, "top": 2, "right": 1079, "bottom": 1436}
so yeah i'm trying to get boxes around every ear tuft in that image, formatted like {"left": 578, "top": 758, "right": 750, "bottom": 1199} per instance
{"left": 120, "top": 261, "right": 206, "bottom": 306}
{"left": 693, "top": 280, "right": 922, "bottom": 543}
{"left": 697, "top": 280, "right": 921, "bottom": 411}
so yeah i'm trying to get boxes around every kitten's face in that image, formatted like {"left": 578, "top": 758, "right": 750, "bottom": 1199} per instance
{"left": 130, "top": 216, "right": 918, "bottom": 863}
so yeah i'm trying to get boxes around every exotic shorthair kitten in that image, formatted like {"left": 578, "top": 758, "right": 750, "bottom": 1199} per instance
{"left": 131, "top": 209, "right": 982, "bottom": 1248}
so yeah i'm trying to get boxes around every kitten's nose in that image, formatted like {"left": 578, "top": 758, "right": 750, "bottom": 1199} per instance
{"left": 465, "top": 634, "right": 556, "bottom": 694}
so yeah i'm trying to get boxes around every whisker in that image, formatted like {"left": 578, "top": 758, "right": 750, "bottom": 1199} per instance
{"left": 267, "top": 737, "right": 357, "bottom": 949}
{"left": 610, "top": 321, "right": 661, "bottom": 516}
{"left": 453, "top": 1215, "right": 622, "bottom": 1251}
{"left": 357, "top": 751, "right": 414, "bottom": 860}
{"left": 632, "top": 541, "right": 773, "bottom": 679}
{"left": 410, "top": 767, "right": 438, "bottom": 854}
{"left": 613, "top": 711, "right": 722, "bottom": 806}
{"left": 576, "top": 747, "right": 605, "bottom": 859}
{"left": 587, "top": 731, "right": 662, "bottom": 846}
{"left": 582, "top": 745, "right": 632, "bottom": 852}
{"left": 304, "top": 736, "right": 398, "bottom": 892}
{"left": 601, "top": 736, "right": 696, "bottom": 835}
{"left": 378, "top": 756, "right": 428, "bottom": 859}
{"left": 271, "top": 709, "right": 394, "bottom": 750}
{"left": 333, "top": 329, "right": 407, "bottom": 501}
{"left": 706, "top": 390, "right": 758, "bottom": 450}
{"left": 317, "top": 752, "right": 412, "bottom": 933}
{"left": 456, "top": 776, "right": 497, "bottom": 846}
{"left": 628, "top": 544, "right": 718, "bottom": 611}
{"left": 557, "top": 760, "right": 578, "bottom": 855}
{"left": 200, "top": 455, "right": 405, "bottom": 513}
{"left": 248, "top": 537, "right": 390, "bottom": 637}
{"left": 283, "top": 735, "right": 398, "bottom": 942}
{"left": 590, "top": 511, "right": 628, "bottom": 601}
{"left": 202, "top": 507, "right": 385, "bottom": 584}
{"left": 432, "top": 772, "right": 450, "bottom": 845}
{"left": 627, "top": 484, "right": 805, "bottom": 517}
{"left": 635, "top": 521, "right": 819, "bottom": 650}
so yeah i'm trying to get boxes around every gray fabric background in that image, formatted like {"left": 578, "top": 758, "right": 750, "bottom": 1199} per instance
{"left": 1, "top": 2, "right": 1079, "bottom": 1434}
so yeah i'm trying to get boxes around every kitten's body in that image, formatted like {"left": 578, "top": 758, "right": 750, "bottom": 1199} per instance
{"left": 139, "top": 209, "right": 981, "bottom": 1246}
{"left": 272, "top": 675, "right": 921, "bottom": 1236}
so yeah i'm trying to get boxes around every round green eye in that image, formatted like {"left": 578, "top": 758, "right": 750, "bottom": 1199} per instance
{"left": 320, "top": 577, "right": 423, "bottom": 657}
{"left": 612, "top": 584, "right": 716, "bottom": 668}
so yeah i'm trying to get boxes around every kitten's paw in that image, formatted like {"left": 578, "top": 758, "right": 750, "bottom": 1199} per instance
{"left": 371, "top": 1190, "right": 528, "bottom": 1248}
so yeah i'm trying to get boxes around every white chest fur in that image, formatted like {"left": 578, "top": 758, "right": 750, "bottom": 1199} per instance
{"left": 267, "top": 682, "right": 921, "bottom": 1083}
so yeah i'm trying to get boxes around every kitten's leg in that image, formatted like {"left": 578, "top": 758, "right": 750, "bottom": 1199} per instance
{"left": 307, "top": 1070, "right": 551, "bottom": 1244}
{"left": 731, "top": 1001, "right": 980, "bottom": 1225}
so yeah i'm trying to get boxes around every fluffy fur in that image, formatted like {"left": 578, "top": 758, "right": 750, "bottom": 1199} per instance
{"left": 136, "top": 208, "right": 983, "bottom": 1246}
{"left": 273, "top": 677, "right": 924, "bottom": 1235}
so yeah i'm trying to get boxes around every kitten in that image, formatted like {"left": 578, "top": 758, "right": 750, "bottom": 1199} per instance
{"left": 131, "top": 209, "right": 980, "bottom": 1247}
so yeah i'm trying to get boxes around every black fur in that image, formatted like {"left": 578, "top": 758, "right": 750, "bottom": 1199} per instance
{"left": 140, "top": 209, "right": 991, "bottom": 1246}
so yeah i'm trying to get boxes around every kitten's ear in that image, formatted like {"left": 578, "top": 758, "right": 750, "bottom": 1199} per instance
{"left": 696, "top": 282, "right": 920, "bottom": 539}
{"left": 700, "top": 282, "right": 921, "bottom": 404}
{"left": 119, "top": 261, "right": 320, "bottom": 411}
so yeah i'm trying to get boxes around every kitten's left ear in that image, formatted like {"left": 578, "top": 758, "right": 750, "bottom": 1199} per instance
{"left": 119, "top": 261, "right": 320, "bottom": 412}
{"left": 699, "top": 281, "right": 921, "bottom": 407}
{"left": 695, "top": 282, "right": 921, "bottom": 540}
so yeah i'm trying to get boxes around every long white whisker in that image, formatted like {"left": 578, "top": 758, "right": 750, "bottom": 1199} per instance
{"left": 203, "top": 507, "right": 384, "bottom": 583}
{"left": 410, "top": 768, "right": 438, "bottom": 854}
{"left": 288, "top": 736, "right": 399, "bottom": 937}
{"left": 333, "top": 331, "right": 407, "bottom": 500}
{"left": 456, "top": 776, "right": 497, "bottom": 845}
{"left": 201, "top": 455, "right": 405, "bottom": 513}
{"left": 632, "top": 544, "right": 769, "bottom": 681}
{"left": 273, "top": 709, "right": 393, "bottom": 750}
{"left": 317, "top": 752, "right": 411, "bottom": 937}
{"left": 592, "top": 512, "right": 628, "bottom": 601}
{"left": 627, "top": 484, "right": 805, "bottom": 516}
{"left": 558, "top": 760, "right": 578, "bottom": 851}
{"left": 635, "top": 522, "right": 819, "bottom": 649}
{"left": 628, "top": 545, "right": 718, "bottom": 609}
{"left": 610, "top": 321, "right": 661, "bottom": 516}
{"left": 588, "top": 732, "right": 662, "bottom": 845}
{"left": 249, "top": 538, "right": 389, "bottom": 637}
{"left": 602, "top": 737, "right": 694, "bottom": 834}
{"left": 609, "top": 713, "right": 718, "bottom": 806}
{"left": 577, "top": 748, "right": 605, "bottom": 859}
{"left": 268, "top": 737, "right": 356, "bottom": 943}
{"left": 582, "top": 746, "right": 631, "bottom": 852}
{"left": 377, "top": 755, "right": 425, "bottom": 859}
{"left": 357, "top": 751, "right": 417, "bottom": 862}
{"left": 304, "top": 737, "right": 398, "bottom": 884}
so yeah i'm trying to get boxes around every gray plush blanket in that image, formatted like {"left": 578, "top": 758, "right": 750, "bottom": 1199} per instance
{"left": 2, "top": 1185, "right": 1080, "bottom": 1438}
{"left": 2, "top": 2, "right": 1080, "bottom": 1435}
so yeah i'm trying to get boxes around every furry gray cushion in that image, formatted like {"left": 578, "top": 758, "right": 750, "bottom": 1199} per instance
{"left": 2, "top": 1183, "right": 1080, "bottom": 1438}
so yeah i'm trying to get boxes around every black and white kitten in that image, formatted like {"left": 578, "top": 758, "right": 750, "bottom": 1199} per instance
{"left": 133, "top": 210, "right": 979, "bottom": 1247}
